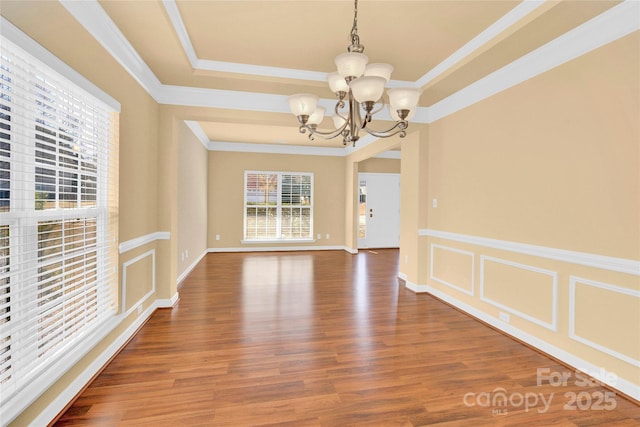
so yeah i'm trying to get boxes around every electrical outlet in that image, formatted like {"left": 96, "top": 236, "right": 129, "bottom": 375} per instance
{"left": 432, "top": 198, "right": 438, "bottom": 208}
{"left": 317, "top": 233, "right": 322, "bottom": 239}
{"left": 137, "top": 305, "right": 142, "bottom": 315}
{"left": 216, "top": 234, "right": 221, "bottom": 241}
{"left": 499, "top": 312, "right": 510, "bottom": 323}
{"left": 185, "top": 249, "right": 189, "bottom": 258}
{"left": 326, "top": 233, "right": 330, "bottom": 239}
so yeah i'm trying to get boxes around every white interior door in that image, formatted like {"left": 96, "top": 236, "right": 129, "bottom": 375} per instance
{"left": 358, "top": 173, "right": 400, "bottom": 248}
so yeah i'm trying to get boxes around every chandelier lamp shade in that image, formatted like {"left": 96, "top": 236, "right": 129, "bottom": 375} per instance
{"left": 288, "top": 0, "right": 422, "bottom": 147}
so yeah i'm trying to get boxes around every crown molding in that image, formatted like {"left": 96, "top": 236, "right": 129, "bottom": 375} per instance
{"left": 161, "top": 0, "right": 415, "bottom": 86}
{"left": 194, "top": 59, "right": 330, "bottom": 84}
{"left": 427, "top": 0, "right": 640, "bottom": 122}
{"left": 162, "top": 0, "right": 326, "bottom": 82}
{"left": 59, "top": 0, "right": 164, "bottom": 101}
{"left": 184, "top": 120, "right": 210, "bottom": 150}
{"left": 58, "top": 0, "right": 638, "bottom": 149}
{"left": 415, "top": 0, "right": 546, "bottom": 88}
{"left": 158, "top": 85, "right": 290, "bottom": 113}
{"left": 160, "top": 86, "right": 429, "bottom": 125}
{"left": 208, "top": 141, "right": 349, "bottom": 157}
{"left": 185, "top": 120, "right": 344, "bottom": 157}
{"left": 373, "top": 150, "right": 401, "bottom": 160}
{"left": 185, "top": 120, "right": 402, "bottom": 158}
{"left": 161, "top": 0, "right": 198, "bottom": 65}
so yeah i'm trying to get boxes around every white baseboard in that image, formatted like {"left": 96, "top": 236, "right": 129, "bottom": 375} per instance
{"left": 177, "top": 249, "right": 208, "bottom": 285}
{"left": 404, "top": 280, "right": 640, "bottom": 401}
{"left": 157, "top": 292, "right": 180, "bottom": 308}
{"left": 208, "top": 245, "right": 354, "bottom": 253}
{"left": 2, "top": 317, "right": 121, "bottom": 426}
{"left": 29, "top": 298, "right": 173, "bottom": 426}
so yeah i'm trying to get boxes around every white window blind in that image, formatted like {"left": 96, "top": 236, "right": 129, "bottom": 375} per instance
{"left": 244, "top": 171, "right": 313, "bottom": 241}
{"left": 0, "top": 35, "right": 119, "bottom": 413}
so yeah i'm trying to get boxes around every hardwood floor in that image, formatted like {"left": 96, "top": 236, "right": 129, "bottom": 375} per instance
{"left": 55, "top": 250, "right": 640, "bottom": 426}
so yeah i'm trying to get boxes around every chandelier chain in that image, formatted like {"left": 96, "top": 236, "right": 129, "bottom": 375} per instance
{"left": 350, "top": 0, "right": 360, "bottom": 47}
{"left": 348, "top": 0, "right": 364, "bottom": 53}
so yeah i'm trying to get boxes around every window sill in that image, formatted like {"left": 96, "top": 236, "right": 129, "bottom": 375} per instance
{"left": 241, "top": 239, "right": 316, "bottom": 244}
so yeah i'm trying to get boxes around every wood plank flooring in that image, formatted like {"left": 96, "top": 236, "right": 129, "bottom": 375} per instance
{"left": 54, "top": 250, "right": 640, "bottom": 426}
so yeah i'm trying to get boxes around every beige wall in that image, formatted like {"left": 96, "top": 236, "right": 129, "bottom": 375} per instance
{"left": 177, "top": 122, "right": 209, "bottom": 278}
{"left": 208, "top": 151, "right": 346, "bottom": 249}
{"left": 399, "top": 129, "right": 429, "bottom": 285}
{"left": 1, "top": 1, "right": 162, "bottom": 242}
{"left": 2, "top": 1, "right": 638, "bottom": 422}
{"left": 2, "top": 3, "right": 165, "bottom": 425}
{"left": 409, "top": 31, "right": 640, "bottom": 390}
{"left": 427, "top": 32, "right": 639, "bottom": 258}
{"left": 358, "top": 157, "right": 401, "bottom": 173}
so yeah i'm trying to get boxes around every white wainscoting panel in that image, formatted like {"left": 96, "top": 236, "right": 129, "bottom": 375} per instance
{"left": 480, "top": 255, "right": 558, "bottom": 331}
{"left": 430, "top": 244, "right": 475, "bottom": 296}
{"left": 569, "top": 276, "right": 640, "bottom": 367}
{"left": 121, "top": 249, "right": 156, "bottom": 316}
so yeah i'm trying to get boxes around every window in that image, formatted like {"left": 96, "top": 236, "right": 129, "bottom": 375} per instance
{"left": 244, "top": 171, "right": 313, "bottom": 241}
{"left": 359, "top": 180, "right": 367, "bottom": 238}
{"left": 0, "top": 34, "right": 118, "bottom": 414}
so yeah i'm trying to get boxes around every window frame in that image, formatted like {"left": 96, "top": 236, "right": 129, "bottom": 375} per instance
{"left": 243, "top": 170, "right": 314, "bottom": 243}
{"left": 0, "top": 21, "right": 120, "bottom": 423}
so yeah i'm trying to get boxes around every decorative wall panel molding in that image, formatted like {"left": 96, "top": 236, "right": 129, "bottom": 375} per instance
{"left": 121, "top": 249, "right": 155, "bottom": 316}
{"left": 430, "top": 244, "right": 475, "bottom": 296}
{"left": 569, "top": 276, "right": 640, "bottom": 367}
{"left": 480, "top": 255, "right": 558, "bottom": 331}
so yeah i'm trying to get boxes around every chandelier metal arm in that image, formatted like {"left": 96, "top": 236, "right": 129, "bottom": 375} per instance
{"left": 334, "top": 99, "right": 347, "bottom": 119}
{"left": 299, "top": 124, "right": 347, "bottom": 140}
{"left": 297, "top": 109, "right": 350, "bottom": 141}
{"left": 361, "top": 120, "right": 409, "bottom": 139}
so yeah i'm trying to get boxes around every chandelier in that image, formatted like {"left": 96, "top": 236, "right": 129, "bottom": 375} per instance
{"left": 288, "top": 0, "right": 421, "bottom": 147}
